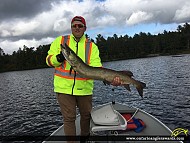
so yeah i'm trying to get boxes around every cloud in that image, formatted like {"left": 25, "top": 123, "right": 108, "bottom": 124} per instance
{"left": 1, "top": 37, "right": 54, "bottom": 54}
{"left": 173, "top": 1, "right": 190, "bottom": 23}
{"left": 0, "top": 0, "right": 190, "bottom": 54}
{"left": 0, "top": 0, "right": 55, "bottom": 21}
{"left": 96, "top": 15, "right": 116, "bottom": 26}
{"left": 126, "top": 11, "right": 153, "bottom": 26}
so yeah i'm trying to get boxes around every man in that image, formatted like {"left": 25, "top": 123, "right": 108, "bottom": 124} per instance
{"left": 46, "top": 16, "right": 121, "bottom": 141}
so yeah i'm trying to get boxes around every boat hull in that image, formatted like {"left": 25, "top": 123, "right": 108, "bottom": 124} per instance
{"left": 43, "top": 102, "right": 183, "bottom": 143}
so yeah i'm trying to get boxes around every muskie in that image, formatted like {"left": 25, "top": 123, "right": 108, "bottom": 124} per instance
{"left": 60, "top": 43, "right": 146, "bottom": 97}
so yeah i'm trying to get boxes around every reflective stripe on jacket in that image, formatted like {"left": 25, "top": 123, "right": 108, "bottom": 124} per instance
{"left": 54, "top": 35, "right": 92, "bottom": 80}
{"left": 46, "top": 34, "right": 102, "bottom": 95}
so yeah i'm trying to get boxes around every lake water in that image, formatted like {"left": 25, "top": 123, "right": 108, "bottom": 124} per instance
{"left": 0, "top": 55, "right": 190, "bottom": 142}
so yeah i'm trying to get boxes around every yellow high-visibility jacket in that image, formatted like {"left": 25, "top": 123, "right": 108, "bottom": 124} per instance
{"left": 46, "top": 34, "right": 102, "bottom": 95}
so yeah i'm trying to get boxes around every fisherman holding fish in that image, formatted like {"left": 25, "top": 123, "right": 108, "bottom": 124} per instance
{"left": 46, "top": 16, "right": 121, "bottom": 142}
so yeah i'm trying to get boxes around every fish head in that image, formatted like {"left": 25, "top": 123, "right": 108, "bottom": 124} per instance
{"left": 60, "top": 44, "right": 72, "bottom": 64}
{"left": 60, "top": 43, "right": 79, "bottom": 67}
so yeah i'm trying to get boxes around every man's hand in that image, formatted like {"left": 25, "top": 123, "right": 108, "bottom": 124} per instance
{"left": 111, "top": 76, "right": 122, "bottom": 86}
{"left": 56, "top": 51, "right": 65, "bottom": 63}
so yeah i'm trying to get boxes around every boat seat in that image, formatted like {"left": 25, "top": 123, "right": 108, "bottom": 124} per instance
{"left": 90, "top": 104, "right": 127, "bottom": 132}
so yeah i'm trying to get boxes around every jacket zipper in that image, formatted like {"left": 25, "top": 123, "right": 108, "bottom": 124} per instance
{"left": 71, "top": 39, "right": 79, "bottom": 95}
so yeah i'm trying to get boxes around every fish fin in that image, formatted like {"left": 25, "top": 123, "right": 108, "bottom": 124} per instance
{"left": 137, "top": 87, "right": 143, "bottom": 98}
{"left": 103, "top": 80, "right": 110, "bottom": 85}
{"left": 123, "top": 84, "right": 131, "bottom": 92}
{"left": 139, "top": 81, "right": 146, "bottom": 88}
{"left": 119, "top": 70, "right": 133, "bottom": 77}
{"left": 136, "top": 81, "right": 146, "bottom": 98}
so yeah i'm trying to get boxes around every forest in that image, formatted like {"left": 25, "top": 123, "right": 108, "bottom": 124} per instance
{"left": 0, "top": 23, "right": 190, "bottom": 73}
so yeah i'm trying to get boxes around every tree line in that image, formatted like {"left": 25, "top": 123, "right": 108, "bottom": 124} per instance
{"left": 96, "top": 23, "right": 190, "bottom": 61}
{"left": 0, "top": 23, "right": 190, "bottom": 73}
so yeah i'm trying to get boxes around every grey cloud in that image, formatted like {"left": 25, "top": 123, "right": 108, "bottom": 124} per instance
{"left": 0, "top": 0, "right": 59, "bottom": 21}
{"left": 1, "top": 0, "right": 190, "bottom": 54}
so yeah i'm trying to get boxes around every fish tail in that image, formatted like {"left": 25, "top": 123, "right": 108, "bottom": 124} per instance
{"left": 123, "top": 84, "right": 131, "bottom": 92}
{"left": 136, "top": 81, "right": 146, "bottom": 97}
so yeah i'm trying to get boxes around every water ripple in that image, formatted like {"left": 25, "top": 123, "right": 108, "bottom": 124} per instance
{"left": 0, "top": 55, "right": 190, "bottom": 140}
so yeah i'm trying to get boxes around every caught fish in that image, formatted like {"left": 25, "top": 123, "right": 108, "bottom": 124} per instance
{"left": 60, "top": 43, "right": 146, "bottom": 97}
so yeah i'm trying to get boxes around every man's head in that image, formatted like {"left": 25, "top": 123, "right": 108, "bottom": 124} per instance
{"left": 71, "top": 16, "right": 86, "bottom": 40}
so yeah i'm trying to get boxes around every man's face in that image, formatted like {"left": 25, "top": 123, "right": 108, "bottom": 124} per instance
{"left": 71, "top": 21, "right": 86, "bottom": 39}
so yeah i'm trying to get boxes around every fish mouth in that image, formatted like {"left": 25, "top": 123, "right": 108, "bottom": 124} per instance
{"left": 60, "top": 44, "right": 70, "bottom": 60}
{"left": 60, "top": 44, "right": 70, "bottom": 58}
{"left": 60, "top": 43, "right": 76, "bottom": 66}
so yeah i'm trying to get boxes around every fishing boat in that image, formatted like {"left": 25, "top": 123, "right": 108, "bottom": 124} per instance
{"left": 43, "top": 102, "right": 183, "bottom": 143}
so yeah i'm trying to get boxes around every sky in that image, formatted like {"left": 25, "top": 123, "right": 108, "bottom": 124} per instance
{"left": 0, "top": 0, "right": 190, "bottom": 54}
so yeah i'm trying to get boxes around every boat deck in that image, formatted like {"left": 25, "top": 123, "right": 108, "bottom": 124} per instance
{"left": 43, "top": 102, "right": 183, "bottom": 143}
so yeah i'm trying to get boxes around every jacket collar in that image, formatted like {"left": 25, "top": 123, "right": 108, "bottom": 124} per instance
{"left": 70, "top": 34, "right": 86, "bottom": 42}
